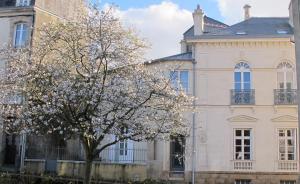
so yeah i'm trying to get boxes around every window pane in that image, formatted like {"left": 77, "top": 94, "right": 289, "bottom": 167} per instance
{"left": 244, "top": 82, "right": 251, "bottom": 90}
{"left": 244, "top": 154, "right": 250, "bottom": 160}
{"left": 244, "top": 146, "right": 250, "bottom": 152}
{"left": 235, "top": 82, "right": 242, "bottom": 90}
{"left": 244, "top": 130, "right": 250, "bottom": 137}
{"left": 235, "top": 130, "right": 242, "bottom": 136}
{"left": 236, "top": 139, "right": 241, "bottom": 145}
{"left": 244, "top": 72, "right": 250, "bottom": 82}
{"left": 180, "top": 71, "right": 189, "bottom": 92}
{"left": 170, "top": 71, "right": 178, "bottom": 89}
{"left": 244, "top": 139, "right": 250, "bottom": 145}
{"left": 235, "top": 72, "right": 241, "bottom": 82}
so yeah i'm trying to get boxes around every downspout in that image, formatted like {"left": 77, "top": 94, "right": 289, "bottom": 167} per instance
{"left": 291, "top": 0, "right": 300, "bottom": 181}
{"left": 192, "top": 52, "right": 196, "bottom": 184}
{"left": 20, "top": 4, "right": 36, "bottom": 173}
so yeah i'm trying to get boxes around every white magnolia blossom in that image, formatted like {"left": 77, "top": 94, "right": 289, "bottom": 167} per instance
{"left": 0, "top": 6, "right": 192, "bottom": 184}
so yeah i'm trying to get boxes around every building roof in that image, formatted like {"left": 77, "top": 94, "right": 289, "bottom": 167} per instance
{"left": 184, "top": 16, "right": 229, "bottom": 39}
{"left": 186, "top": 17, "right": 293, "bottom": 40}
{"left": 148, "top": 52, "right": 194, "bottom": 64}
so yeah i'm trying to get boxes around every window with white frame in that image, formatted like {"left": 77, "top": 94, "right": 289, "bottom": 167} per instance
{"left": 170, "top": 70, "right": 189, "bottom": 93}
{"left": 278, "top": 129, "right": 297, "bottom": 161}
{"left": 235, "top": 179, "right": 252, "bottom": 184}
{"left": 234, "top": 129, "right": 252, "bottom": 160}
{"left": 277, "top": 62, "right": 294, "bottom": 90}
{"left": 280, "top": 180, "right": 296, "bottom": 184}
{"left": 14, "top": 23, "right": 29, "bottom": 48}
{"left": 16, "top": 0, "right": 30, "bottom": 6}
{"left": 234, "top": 62, "right": 251, "bottom": 90}
{"left": 119, "top": 140, "right": 128, "bottom": 156}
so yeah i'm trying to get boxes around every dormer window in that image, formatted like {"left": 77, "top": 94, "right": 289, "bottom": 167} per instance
{"left": 16, "top": 0, "right": 30, "bottom": 7}
{"left": 236, "top": 31, "right": 247, "bottom": 35}
{"left": 277, "top": 30, "right": 288, "bottom": 34}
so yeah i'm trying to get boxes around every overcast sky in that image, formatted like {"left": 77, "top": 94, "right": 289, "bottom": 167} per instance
{"left": 95, "top": 0, "right": 291, "bottom": 60}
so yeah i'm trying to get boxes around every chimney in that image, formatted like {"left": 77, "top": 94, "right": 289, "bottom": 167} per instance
{"left": 193, "top": 4, "right": 204, "bottom": 36}
{"left": 243, "top": 4, "right": 251, "bottom": 20}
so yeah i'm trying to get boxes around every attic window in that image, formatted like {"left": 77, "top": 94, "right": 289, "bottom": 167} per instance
{"left": 277, "top": 30, "right": 288, "bottom": 34}
{"left": 236, "top": 31, "right": 247, "bottom": 35}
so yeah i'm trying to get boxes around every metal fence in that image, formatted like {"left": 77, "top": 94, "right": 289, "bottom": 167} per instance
{"left": 25, "top": 146, "right": 147, "bottom": 164}
{"left": 231, "top": 89, "right": 255, "bottom": 105}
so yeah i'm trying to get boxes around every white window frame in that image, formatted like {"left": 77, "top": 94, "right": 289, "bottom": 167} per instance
{"left": 14, "top": 23, "right": 29, "bottom": 48}
{"left": 278, "top": 128, "right": 297, "bottom": 161}
{"left": 277, "top": 62, "right": 294, "bottom": 89}
{"left": 280, "top": 180, "right": 296, "bottom": 184}
{"left": 170, "top": 70, "right": 189, "bottom": 93}
{"left": 16, "top": 0, "right": 30, "bottom": 6}
{"left": 234, "top": 62, "right": 251, "bottom": 90}
{"left": 234, "top": 129, "right": 252, "bottom": 160}
{"left": 235, "top": 179, "right": 252, "bottom": 184}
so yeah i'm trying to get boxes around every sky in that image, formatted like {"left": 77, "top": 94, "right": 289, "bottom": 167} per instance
{"left": 92, "top": 0, "right": 291, "bottom": 60}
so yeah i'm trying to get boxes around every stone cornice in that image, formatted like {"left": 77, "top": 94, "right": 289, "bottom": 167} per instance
{"left": 186, "top": 38, "right": 292, "bottom": 47}
{"left": 0, "top": 6, "right": 34, "bottom": 17}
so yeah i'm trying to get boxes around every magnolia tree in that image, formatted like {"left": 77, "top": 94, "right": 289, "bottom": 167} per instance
{"left": 0, "top": 6, "right": 192, "bottom": 184}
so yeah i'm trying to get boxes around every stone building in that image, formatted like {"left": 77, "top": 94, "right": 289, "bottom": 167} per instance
{"left": 149, "top": 3, "right": 299, "bottom": 184}
{"left": 0, "top": 0, "right": 83, "bottom": 171}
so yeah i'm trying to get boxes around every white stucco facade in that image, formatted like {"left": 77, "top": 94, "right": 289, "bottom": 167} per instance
{"left": 149, "top": 4, "right": 299, "bottom": 184}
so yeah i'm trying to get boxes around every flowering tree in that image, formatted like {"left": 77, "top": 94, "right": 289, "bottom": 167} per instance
{"left": 0, "top": 7, "right": 191, "bottom": 184}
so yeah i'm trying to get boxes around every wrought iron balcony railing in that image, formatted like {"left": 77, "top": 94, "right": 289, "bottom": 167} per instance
{"left": 274, "top": 89, "right": 297, "bottom": 105}
{"left": 231, "top": 89, "right": 255, "bottom": 105}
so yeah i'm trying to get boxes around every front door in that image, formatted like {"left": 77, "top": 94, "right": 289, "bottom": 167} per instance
{"left": 170, "top": 137, "right": 185, "bottom": 172}
{"left": 4, "top": 134, "right": 17, "bottom": 165}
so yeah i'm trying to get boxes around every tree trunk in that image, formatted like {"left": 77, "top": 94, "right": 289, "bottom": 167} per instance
{"left": 84, "top": 156, "right": 93, "bottom": 184}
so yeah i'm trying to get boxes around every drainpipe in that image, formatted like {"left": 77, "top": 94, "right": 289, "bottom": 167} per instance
{"left": 192, "top": 53, "right": 196, "bottom": 184}
{"left": 291, "top": 0, "right": 300, "bottom": 181}
{"left": 19, "top": 132, "right": 26, "bottom": 172}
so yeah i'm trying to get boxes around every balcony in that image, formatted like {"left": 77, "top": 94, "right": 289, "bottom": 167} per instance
{"left": 274, "top": 89, "right": 297, "bottom": 105}
{"left": 231, "top": 89, "right": 255, "bottom": 105}
{"left": 277, "top": 160, "right": 298, "bottom": 172}
{"left": 232, "top": 160, "right": 254, "bottom": 171}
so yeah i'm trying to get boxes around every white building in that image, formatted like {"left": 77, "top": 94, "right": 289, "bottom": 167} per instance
{"left": 149, "top": 3, "right": 299, "bottom": 184}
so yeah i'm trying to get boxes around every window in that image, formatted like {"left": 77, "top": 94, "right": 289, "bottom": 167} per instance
{"left": 119, "top": 140, "right": 128, "bottom": 156}
{"left": 236, "top": 31, "right": 247, "bottom": 35}
{"left": 186, "top": 45, "right": 193, "bottom": 53}
{"left": 234, "top": 62, "right": 251, "bottom": 90}
{"left": 277, "top": 30, "right": 288, "bottom": 34}
{"left": 235, "top": 179, "right": 252, "bottom": 184}
{"left": 278, "top": 129, "right": 297, "bottom": 161}
{"left": 234, "top": 129, "right": 252, "bottom": 160}
{"left": 16, "top": 0, "right": 30, "bottom": 6}
{"left": 14, "top": 23, "right": 29, "bottom": 48}
{"left": 277, "top": 62, "right": 294, "bottom": 90}
{"left": 170, "top": 70, "right": 189, "bottom": 93}
{"left": 280, "top": 181, "right": 296, "bottom": 184}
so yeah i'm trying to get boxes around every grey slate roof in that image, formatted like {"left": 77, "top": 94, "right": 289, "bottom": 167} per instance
{"left": 149, "top": 52, "right": 193, "bottom": 64}
{"left": 186, "top": 17, "right": 293, "bottom": 39}
{"left": 184, "top": 16, "right": 229, "bottom": 39}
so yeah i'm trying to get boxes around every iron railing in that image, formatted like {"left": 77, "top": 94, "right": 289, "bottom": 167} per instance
{"left": 25, "top": 146, "right": 147, "bottom": 164}
{"left": 230, "top": 89, "right": 255, "bottom": 105}
{"left": 274, "top": 89, "right": 297, "bottom": 105}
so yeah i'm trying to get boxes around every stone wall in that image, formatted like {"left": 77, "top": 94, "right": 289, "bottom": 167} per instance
{"left": 185, "top": 171, "right": 299, "bottom": 184}
{"left": 24, "top": 159, "right": 148, "bottom": 182}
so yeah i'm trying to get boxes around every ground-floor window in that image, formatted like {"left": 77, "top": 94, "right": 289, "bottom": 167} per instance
{"left": 234, "top": 129, "right": 252, "bottom": 160}
{"left": 235, "top": 179, "right": 252, "bottom": 184}
{"left": 280, "top": 180, "right": 296, "bottom": 184}
{"left": 278, "top": 129, "right": 297, "bottom": 160}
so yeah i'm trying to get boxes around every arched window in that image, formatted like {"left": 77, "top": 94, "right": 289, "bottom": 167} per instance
{"left": 14, "top": 23, "right": 29, "bottom": 48}
{"left": 277, "top": 62, "right": 293, "bottom": 89}
{"left": 234, "top": 62, "right": 251, "bottom": 90}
